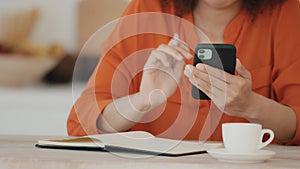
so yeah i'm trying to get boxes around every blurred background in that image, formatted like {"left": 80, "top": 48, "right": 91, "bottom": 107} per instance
{"left": 0, "top": 0, "right": 130, "bottom": 136}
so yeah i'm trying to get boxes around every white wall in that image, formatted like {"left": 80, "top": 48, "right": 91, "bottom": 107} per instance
{"left": 0, "top": 0, "right": 80, "bottom": 52}
{"left": 0, "top": 85, "right": 72, "bottom": 136}
{"left": 0, "top": 0, "right": 131, "bottom": 136}
{"left": 0, "top": 0, "right": 81, "bottom": 136}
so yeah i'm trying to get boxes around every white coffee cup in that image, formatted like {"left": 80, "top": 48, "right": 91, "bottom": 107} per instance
{"left": 222, "top": 123, "right": 274, "bottom": 154}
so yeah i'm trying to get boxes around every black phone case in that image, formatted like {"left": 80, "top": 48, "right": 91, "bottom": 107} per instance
{"left": 192, "top": 44, "right": 236, "bottom": 100}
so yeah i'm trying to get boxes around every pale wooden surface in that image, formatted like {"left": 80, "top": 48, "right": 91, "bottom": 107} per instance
{"left": 1, "top": 135, "right": 300, "bottom": 169}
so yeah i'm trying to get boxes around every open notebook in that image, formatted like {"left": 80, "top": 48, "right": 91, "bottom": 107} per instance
{"left": 36, "top": 131, "right": 222, "bottom": 157}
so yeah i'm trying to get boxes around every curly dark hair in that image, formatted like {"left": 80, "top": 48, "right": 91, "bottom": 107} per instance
{"left": 161, "top": 0, "right": 286, "bottom": 18}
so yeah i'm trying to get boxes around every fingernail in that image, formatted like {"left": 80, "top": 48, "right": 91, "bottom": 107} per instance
{"left": 174, "top": 33, "right": 179, "bottom": 40}
{"left": 173, "top": 33, "right": 179, "bottom": 46}
{"left": 196, "top": 64, "right": 204, "bottom": 71}
{"left": 186, "top": 52, "right": 193, "bottom": 59}
{"left": 185, "top": 65, "right": 193, "bottom": 72}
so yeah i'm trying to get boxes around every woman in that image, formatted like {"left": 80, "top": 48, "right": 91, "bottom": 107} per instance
{"left": 68, "top": 0, "right": 300, "bottom": 145}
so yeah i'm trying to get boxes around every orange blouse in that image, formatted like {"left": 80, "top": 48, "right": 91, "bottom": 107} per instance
{"left": 67, "top": 0, "right": 300, "bottom": 145}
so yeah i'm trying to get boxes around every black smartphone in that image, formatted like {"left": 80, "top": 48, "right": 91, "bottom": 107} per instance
{"left": 192, "top": 44, "right": 236, "bottom": 100}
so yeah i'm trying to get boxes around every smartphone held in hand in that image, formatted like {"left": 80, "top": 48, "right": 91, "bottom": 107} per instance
{"left": 192, "top": 44, "right": 236, "bottom": 100}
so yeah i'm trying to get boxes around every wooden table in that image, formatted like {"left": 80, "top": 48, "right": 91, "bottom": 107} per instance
{"left": 0, "top": 135, "right": 299, "bottom": 169}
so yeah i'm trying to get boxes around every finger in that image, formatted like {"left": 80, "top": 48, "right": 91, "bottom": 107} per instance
{"left": 152, "top": 50, "right": 172, "bottom": 67}
{"left": 184, "top": 65, "right": 193, "bottom": 78}
{"left": 236, "top": 59, "right": 251, "bottom": 79}
{"left": 185, "top": 65, "right": 228, "bottom": 92}
{"left": 169, "top": 35, "right": 192, "bottom": 59}
{"left": 210, "top": 91, "right": 227, "bottom": 111}
{"left": 169, "top": 37, "right": 179, "bottom": 46}
{"left": 172, "top": 45, "right": 192, "bottom": 59}
{"left": 178, "top": 41, "right": 190, "bottom": 52}
{"left": 196, "top": 63, "right": 235, "bottom": 83}
{"left": 184, "top": 65, "right": 211, "bottom": 93}
{"left": 187, "top": 74, "right": 213, "bottom": 99}
{"left": 185, "top": 65, "right": 229, "bottom": 101}
{"left": 169, "top": 37, "right": 190, "bottom": 51}
{"left": 188, "top": 74, "right": 225, "bottom": 100}
{"left": 187, "top": 70, "right": 227, "bottom": 104}
{"left": 185, "top": 65, "right": 209, "bottom": 84}
{"left": 188, "top": 73, "right": 227, "bottom": 105}
{"left": 157, "top": 44, "right": 185, "bottom": 61}
{"left": 169, "top": 33, "right": 180, "bottom": 46}
{"left": 186, "top": 64, "right": 211, "bottom": 84}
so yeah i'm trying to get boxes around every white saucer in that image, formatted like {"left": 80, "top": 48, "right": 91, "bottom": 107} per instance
{"left": 207, "top": 148, "right": 275, "bottom": 164}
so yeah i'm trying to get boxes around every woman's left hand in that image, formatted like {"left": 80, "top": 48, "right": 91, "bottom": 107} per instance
{"left": 184, "top": 59, "right": 257, "bottom": 118}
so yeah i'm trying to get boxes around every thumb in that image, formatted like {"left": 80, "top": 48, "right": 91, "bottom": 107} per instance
{"left": 169, "top": 33, "right": 180, "bottom": 46}
{"left": 236, "top": 59, "right": 251, "bottom": 79}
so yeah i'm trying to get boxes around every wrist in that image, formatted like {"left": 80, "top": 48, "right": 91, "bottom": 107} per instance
{"left": 131, "top": 92, "right": 152, "bottom": 112}
{"left": 135, "top": 90, "right": 167, "bottom": 112}
{"left": 243, "top": 92, "right": 263, "bottom": 121}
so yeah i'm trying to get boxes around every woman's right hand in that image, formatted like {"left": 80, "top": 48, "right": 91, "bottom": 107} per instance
{"left": 98, "top": 35, "right": 192, "bottom": 132}
{"left": 139, "top": 35, "right": 192, "bottom": 109}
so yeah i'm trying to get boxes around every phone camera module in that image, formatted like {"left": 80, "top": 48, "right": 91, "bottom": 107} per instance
{"left": 199, "top": 49, "right": 205, "bottom": 54}
{"left": 197, "top": 49, "right": 212, "bottom": 60}
{"left": 198, "top": 55, "right": 205, "bottom": 59}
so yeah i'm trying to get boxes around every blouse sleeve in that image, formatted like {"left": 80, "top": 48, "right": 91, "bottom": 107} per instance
{"left": 272, "top": 0, "right": 300, "bottom": 145}
{"left": 67, "top": 0, "right": 143, "bottom": 136}
{"left": 67, "top": 0, "right": 167, "bottom": 136}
